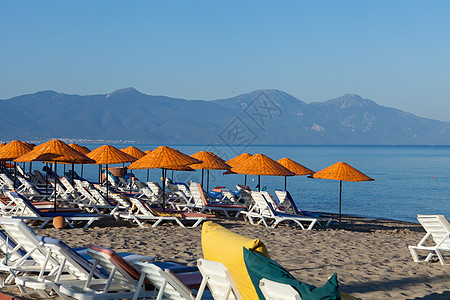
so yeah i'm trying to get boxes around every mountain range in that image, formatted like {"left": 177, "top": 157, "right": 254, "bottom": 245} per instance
{"left": 1, "top": 88, "right": 449, "bottom": 145}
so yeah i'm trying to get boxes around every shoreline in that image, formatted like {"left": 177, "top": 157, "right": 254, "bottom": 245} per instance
{"left": 1, "top": 215, "right": 449, "bottom": 299}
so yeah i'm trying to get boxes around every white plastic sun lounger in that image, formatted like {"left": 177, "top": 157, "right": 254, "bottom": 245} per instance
{"left": 119, "top": 198, "right": 209, "bottom": 228}
{"left": 243, "top": 191, "right": 317, "bottom": 230}
{"left": 259, "top": 278, "right": 302, "bottom": 300}
{"left": 409, "top": 214, "right": 450, "bottom": 265}
{"left": 196, "top": 258, "right": 242, "bottom": 300}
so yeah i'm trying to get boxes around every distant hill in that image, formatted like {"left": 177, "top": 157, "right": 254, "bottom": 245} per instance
{"left": 1, "top": 88, "right": 449, "bottom": 145}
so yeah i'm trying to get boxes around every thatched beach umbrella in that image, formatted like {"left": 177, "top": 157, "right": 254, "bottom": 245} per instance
{"left": 121, "top": 146, "right": 146, "bottom": 159}
{"left": 128, "top": 146, "right": 201, "bottom": 211}
{"left": 225, "top": 153, "right": 252, "bottom": 185}
{"left": 0, "top": 140, "right": 34, "bottom": 189}
{"left": 69, "top": 143, "right": 91, "bottom": 178}
{"left": 277, "top": 157, "right": 314, "bottom": 190}
{"left": 310, "top": 162, "right": 374, "bottom": 226}
{"left": 87, "top": 145, "right": 137, "bottom": 200}
{"left": 231, "top": 153, "right": 294, "bottom": 191}
{"left": 190, "top": 151, "right": 231, "bottom": 191}
{"left": 15, "top": 139, "right": 95, "bottom": 212}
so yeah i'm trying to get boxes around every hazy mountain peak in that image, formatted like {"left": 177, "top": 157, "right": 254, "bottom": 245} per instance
{"left": 320, "top": 93, "right": 377, "bottom": 108}
{"left": 106, "top": 87, "right": 142, "bottom": 98}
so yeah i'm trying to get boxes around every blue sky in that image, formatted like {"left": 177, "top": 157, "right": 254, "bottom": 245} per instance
{"left": 1, "top": 1, "right": 449, "bottom": 121}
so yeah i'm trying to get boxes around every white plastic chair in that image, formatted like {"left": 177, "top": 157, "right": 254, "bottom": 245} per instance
{"left": 259, "top": 278, "right": 302, "bottom": 300}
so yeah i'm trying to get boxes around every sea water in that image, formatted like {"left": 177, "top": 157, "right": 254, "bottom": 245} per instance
{"left": 62, "top": 144, "right": 450, "bottom": 223}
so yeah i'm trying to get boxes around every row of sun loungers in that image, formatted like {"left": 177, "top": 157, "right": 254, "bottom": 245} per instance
{"left": 0, "top": 217, "right": 316, "bottom": 299}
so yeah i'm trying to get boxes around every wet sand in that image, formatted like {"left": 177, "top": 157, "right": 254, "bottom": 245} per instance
{"left": 2, "top": 216, "right": 450, "bottom": 299}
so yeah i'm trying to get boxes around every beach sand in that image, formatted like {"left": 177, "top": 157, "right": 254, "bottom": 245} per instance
{"left": 2, "top": 216, "right": 450, "bottom": 299}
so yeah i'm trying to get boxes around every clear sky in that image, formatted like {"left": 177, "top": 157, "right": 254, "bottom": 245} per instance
{"left": 1, "top": 1, "right": 449, "bottom": 121}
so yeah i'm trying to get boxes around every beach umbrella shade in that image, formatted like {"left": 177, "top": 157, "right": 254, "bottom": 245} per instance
{"left": 87, "top": 145, "right": 137, "bottom": 200}
{"left": 120, "top": 146, "right": 146, "bottom": 192}
{"left": 310, "top": 162, "right": 374, "bottom": 226}
{"left": 0, "top": 140, "right": 34, "bottom": 189}
{"left": 277, "top": 157, "right": 314, "bottom": 190}
{"left": 121, "top": 146, "right": 146, "bottom": 159}
{"left": 224, "top": 153, "right": 252, "bottom": 185}
{"left": 15, "top": 139, "right": 95, "bottom": 212}
{"left": 128, "top": 146, "right": 201, "bottom": 211}
{"left": 68, "top": 143, "right": 91, "bottom": 179}
{"left": 190, "top": 151, "right": 231, "bottom": 191}
{"left": 231, "top": 153, "right": 294, "bottom": 191}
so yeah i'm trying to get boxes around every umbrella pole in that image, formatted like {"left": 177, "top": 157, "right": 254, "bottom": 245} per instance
{"left": 54, "top": 163, "right": 57, "bottom": 213}
{"left": 244, "top": 174, "right": 247, "bottom": 186}
{"left": 71, "top": 163, "right": 75, "bottom": 185}
{"left": 161, "top": 168, "right": 166, "bottom": 212}
{"left": 81, "top": 164, "right": 84, "bottom": 179}
{"left": 45, "top": 163, "right": 48, "bottom": 194}
{"left": 284, "top": 176, "right": 287, "bottom": 191}
{"left": 207, "top": 170, "right": 210, "bottom": 192}
{"left": 63, "top": 164, "right": 66, "bottom": 174}
{"left": 13, "top": 162, "right": 17, "bottom": 190}
{"left": 171, "top": 170, "right": 174, "bottom": 181}
{"left": 29, "top": 162, "right": 32, "bottom": 174}
{"left": 99, "top": 165, "right": 102, "bottom": 183}
{"left": 129, "top": 169, "right": 133, "bottom": 195}
{"left": 106, "top": 164, "right": 109, "bottom": 201}
{"left": 201, "top": 169, "right": 204, "bottom": 187}
{"left": 339, "top": 180, "right": 342, "bottom": 227}
{"left": 146, "top": 169, "right": 149, "bottom": 182}
{"left": 258, "top": 175, "right": 261, "bottom": 191}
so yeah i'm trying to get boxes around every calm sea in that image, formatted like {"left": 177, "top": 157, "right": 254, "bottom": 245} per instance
{"left": 63, "top": 144, "right": 450, "bottom": 223}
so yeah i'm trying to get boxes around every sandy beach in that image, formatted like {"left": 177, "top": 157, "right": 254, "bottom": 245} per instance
{"left": 1, "top": 215, "right": 447, "bottom": 300}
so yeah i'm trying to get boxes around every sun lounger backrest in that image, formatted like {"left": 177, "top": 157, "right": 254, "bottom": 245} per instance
{"left": 417, "top": 215, "right": 450, "bottom": 248}
{"left": 274, "top": 190, "right": 299, "bottom": 215}
{"left": 0, "top": 174, "right": 14, "bottom": 189}
{"left": 259, "top": 278, "right": 302, "bottom": 300}
{"left": 7, "top": 192, "right": 41, "bottom": 217}
{"left": 38, "top": 236, "right": 105, "bottom": 279}
{"left": 130, "top": 198, "right": 153, "bottom": 216}
{"left": 261, "top": 191, "right": 279, "bottom": 211}
{"left": 197, "top": 258, "right": 241, "bottom": 300}
{"left": 175, "top": 183, "right": 191, "bottom": 197}
{"left": 134, "top": 261, "right": 194, "bottom": 300}
{"left": 147, "top": 182, "right": 163, "bottom": 197}
{"left": 60, "top": 177, "right": 76, "bottom": 193}
{"left": 87, "top": 245, "right": 153, "bottom": 289}
{"left": 189, "top": 183, "right": 208, "bottom": 207}
{"left": 0, "top": 218, "right": 57, "bottom": 268}
{"left": 0, "top": 229, "right": 28, "bottom": 260}
{"left": 250, "top": 191, "right": 275, "bottom": 217}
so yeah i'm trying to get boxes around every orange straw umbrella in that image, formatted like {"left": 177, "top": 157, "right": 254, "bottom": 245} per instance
{"left": 189, "top": 151, "right": 231, "bottom": 191}
{"left": 120, "top": 146, "right": 146, "bottom": 190}
{"left": 225, "top": 153, "right": 252, "bottom": 184}
{"left": 15, "top": 139, "right": 95, "bottom": 211}
{"left": 231, "top": 153, "right": 294, "bottom": 191}
{"left": 277, "top": 157, "right": 314, "bottom": 190}
{"left": 86, "top": 145, "right": 137, "bottom": 200}
{"left": 310, "top": 162, "right": 374, "bottom": 226}
{"left": 68, "top": 143, "right": 91, "bottom": 179}
{"left": 121, "top": 146, "right": 146, "bottom": 159}
{"left": 128, "top": 146, "right": 201, "bottom": 211}
{"left": 0, "top": 140, "right": 34, "bottom": 189}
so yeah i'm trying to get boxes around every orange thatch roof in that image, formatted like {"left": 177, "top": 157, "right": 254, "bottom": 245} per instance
{"left": 15, "top": 139, "right": 94, "bottom": 164}
{"left": 128, "top": 146, "right": 201, "bottom": 170}
{"left": 69, "top": 143, "right": 90, "bottom": 155}
{"left": 190, "top": 151, "right": 231, "bottom": 170}
{"left": 144, "top": 150, "right": 152, "bottom": 154}
{"left": 277, "top": 157, "right": 314, "bottom": 176}
{"left": 311, "top": 162, "right": 374, "bottom": 182}
{"left": 0, "top": 140, "right": 34, "bottom": 161}
{"left": 121, "top": 146, "right": 146, "bottom": 159}
{"left": 226, "top": 153, "right": 252, "bottom": 168}
{"left": 0, "top": 143, "right": 5, "bottom": 148}
{"left": 231, "top": 153, "right": 295, "bottom": 176}
{"left": 87, "top": 145, "right": 137, "bottom": 165}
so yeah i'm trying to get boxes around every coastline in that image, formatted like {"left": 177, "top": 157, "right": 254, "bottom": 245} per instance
{"left": 2, "top": 215, "right": 449, "bottom": 299}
